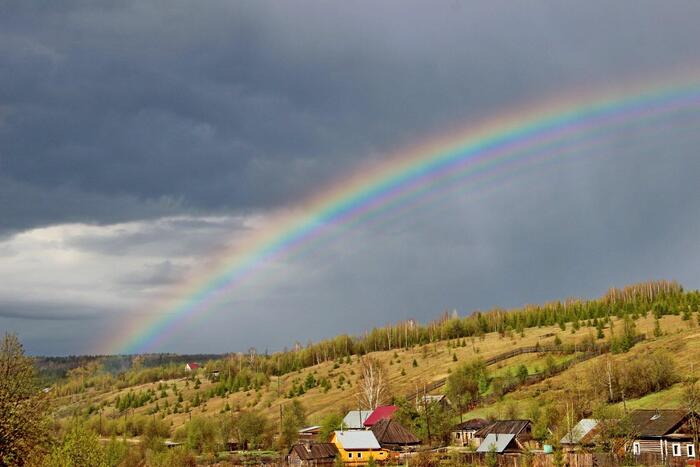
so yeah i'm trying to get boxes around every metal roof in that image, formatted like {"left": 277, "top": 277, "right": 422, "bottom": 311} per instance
{"left": 343, "top": 410, "right": 371, "bottom": 429}
{"left": 561, "top": 419, "right": 598, "bottom": 445}
{"left": 334, "top": 431, "right": 382, "bottom": 450}
{"left": 363, "top": 405, "right": 398, "bottom": 427}
{"left": 476, "top": 434, "right": 516, "bottom": 453}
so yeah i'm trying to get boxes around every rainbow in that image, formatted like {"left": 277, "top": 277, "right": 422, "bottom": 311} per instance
{"left": 104, "top": 69, "right": 700, "bottom": 355}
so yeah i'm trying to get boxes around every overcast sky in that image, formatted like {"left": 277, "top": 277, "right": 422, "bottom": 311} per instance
{"left": 2, "top": 0, "right": 700, "bottom": 355}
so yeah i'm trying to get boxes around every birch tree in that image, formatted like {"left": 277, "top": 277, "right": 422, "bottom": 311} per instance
{"left": 356, "top": 356, "right": 389, "bottom": 410}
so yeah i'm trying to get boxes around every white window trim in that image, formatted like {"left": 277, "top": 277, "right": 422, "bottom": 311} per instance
{"left": 672, "top": 443, "right": 681, "bottom": 457}
{"left": 633, "top": 442, "right": 641, "bottom": 455}
{"left": 688, "top": 444, "right": 696, "bottom": 458}
{"left": 348, "top": 452, "right": 352, "bottom": 459}
{"left": 357, "top": 452, "right": 362, "bottom": 459}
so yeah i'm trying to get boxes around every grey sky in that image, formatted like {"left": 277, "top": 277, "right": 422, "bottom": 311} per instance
{"left": 1, "top": 0, "right": 700, "bottom": 355}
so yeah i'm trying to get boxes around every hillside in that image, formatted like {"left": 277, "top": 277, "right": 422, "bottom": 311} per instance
{"left": 48, "top": 307, "right": 700, "bottom": 438}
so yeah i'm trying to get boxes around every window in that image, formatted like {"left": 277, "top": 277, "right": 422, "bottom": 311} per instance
{"left": 688, "top": 444, "right": 696, "bottom": 458}
{"left": 672, "top": 443, "right": 681, "bottom": 457}
{"left": 348, "top": 453, "right": 352, "bottom": 459}
{"left": 357, "top": 452, "right": 362, "bottom": 459}
{"left": 633, "top": 442, "right": 641, "bottom": 455}
{"left": 456, "top": 432, "right": 461, "bottom": 439}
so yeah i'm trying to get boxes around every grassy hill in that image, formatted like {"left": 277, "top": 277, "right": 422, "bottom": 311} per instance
{"left": 48, "top": 309, "right": 700, "bottom": 439}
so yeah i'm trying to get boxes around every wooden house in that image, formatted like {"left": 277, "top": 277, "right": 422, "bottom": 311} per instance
{"left": 627, "top": 409, "right": 698, "bottom": 464}
{"left": 370, "top": 418, "right": 420, "bottom": 451}
{"left": 452, "top": 418, "right": 490, "bottom": 447}
{"left": 474, "top": 420, "right": 537, "bottom": 452}
{"left": 331, "top": 430, "right": 390, "bottom": 464}
{"left": 288, "top": 443, "right": 339, "bottom": 466}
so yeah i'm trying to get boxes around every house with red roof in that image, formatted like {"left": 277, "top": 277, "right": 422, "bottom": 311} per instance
{"left": 185, "top": 362, "right": 200, "bottom": 372}
{"left": 363, "top": 405, "right": 398, "bottom": 427}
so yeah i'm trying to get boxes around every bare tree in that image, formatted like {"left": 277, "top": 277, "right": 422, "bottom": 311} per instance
{"left": 356, "top": 356, "right": 390, "bottom": 410}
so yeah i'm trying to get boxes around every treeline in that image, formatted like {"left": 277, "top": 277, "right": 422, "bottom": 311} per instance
{"left": 225, "top": 280, "right": 697, "bottom": 376}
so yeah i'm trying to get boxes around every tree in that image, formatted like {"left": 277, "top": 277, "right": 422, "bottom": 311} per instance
{"left": 47, "top": 424, "right": 107, "bottom": 467}
{"left": 445, "top": 359, "right": 486, "bottom": 422}
{"left": 0, "top": 333, "right": 49, "bottom": 465}
{"left": 356, "top": 356, "right": 390, "bottom": 410}
{"left": 233, "top": 410, "right": 272, "bottom": 450}
{"left": 184, "top": 417, "right": 218, "bottom": 454}
{"left": 278, "top": 399, "right": 307, "bottom": 450}
{"left": 319, "top": 412, "right": 343, "bottom": 442}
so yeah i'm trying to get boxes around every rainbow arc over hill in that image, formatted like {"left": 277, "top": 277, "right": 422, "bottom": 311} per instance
{"left": 105, "top": 70, "right": 700, "bottom": 355}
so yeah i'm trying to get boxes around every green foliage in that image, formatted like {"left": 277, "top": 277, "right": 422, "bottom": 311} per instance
{"left": 278, "top": 399, "right": 307, "bottom": 450}
{"left": 412, "top": 358, "right": 418, "bottom": 368}
{"left": 610, "top": 315, "right": 638, "bottom": 353}
{"left": 319, "top": 412, "right": 343, "bottom": 442}
{"left": 446, "top": 359, "right": 488, "bottom": 416}
{"left": 104, "top": 436, "right": 129, "bottom": 467}
{"left": 183, "top": 417, "right": 219, "bottom": 454}
{"left": 0, "top": 333, "right": 50, "bottom": 466}
{"left": 47, "top": 424, "right": 107, "bottom": 467}
{"left": 232, "top": 410, "right": 273, "bottom": 450}
{"left": 516, "top": 364, "right": 529, "bottom": 383}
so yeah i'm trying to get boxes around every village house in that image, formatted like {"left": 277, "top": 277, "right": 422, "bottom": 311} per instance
{"left": 560, "top": 418, "right": 599, "bottom": 451}
{"left": 363, "top": 405, "right": 398, "bottom": 428}
{"left": 288, "top": 442, "right": 339, "bottom": 466}
{"left": 184, "top": 362, "right": 200, "bottom": 372}
{"left": 342, "top": 410, "right": 371, "bottom": 430}
{"left": 370, "top": 418, "right": 421, "bottom": 451}
{"left": 451, "top": 418, "right": 490, "bottom": 447}
{"left": 474, "top": 419, "right": 537, "bottom": 453}
{"left": 627, "top": 409, "right": 698, "bottom": 464}
{"left": 331, "top": 430, "right": 390, "bottom": 464}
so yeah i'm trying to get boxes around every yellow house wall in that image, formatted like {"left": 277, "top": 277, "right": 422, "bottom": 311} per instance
{"left": 330, "top": 433, "right": 390, "bottom": 464}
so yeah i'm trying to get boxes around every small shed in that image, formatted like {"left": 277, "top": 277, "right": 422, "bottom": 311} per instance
{"left": 475, "top": 419, "right": 536, "bottom": 452}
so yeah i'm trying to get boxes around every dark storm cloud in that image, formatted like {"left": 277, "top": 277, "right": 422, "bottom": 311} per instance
{"left": 3, "top": 0, "right": 700, "bottom": 234}
{"left": 2, "top": 1, "right": 700, "bottom": 354}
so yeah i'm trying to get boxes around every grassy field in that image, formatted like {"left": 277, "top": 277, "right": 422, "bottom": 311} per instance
{"left": 50, "top": 311, "right": 699, "bottom": 437}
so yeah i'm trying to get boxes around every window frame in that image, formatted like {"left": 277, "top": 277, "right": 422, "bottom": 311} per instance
{"left": 348, "top": 452, "right": 352, "bottom": 459}
{"left": 688, "top": 443, "right": 696, "bottom": 458}
{"left": 632, "top": 442, "right": 641, "bottom": 455}
{"left": 672, "top": 443, "right": 681, "bottom": 457}
{"left": 357, "top": 452, "right": 362, "bottom": 459}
